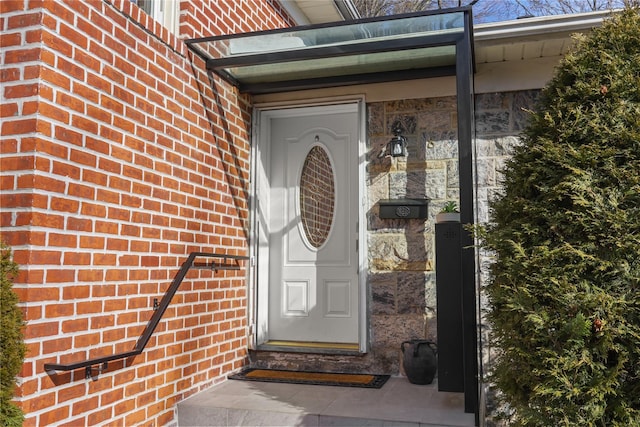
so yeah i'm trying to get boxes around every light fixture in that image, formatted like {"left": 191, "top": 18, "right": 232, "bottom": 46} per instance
{"left": 387, "top": 122, "right": 407, "bottom": 157}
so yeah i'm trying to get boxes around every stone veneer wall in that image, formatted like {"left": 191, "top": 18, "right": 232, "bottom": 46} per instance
{"left": 366, "top": 97, "right": 459, "bottom": 376}
{"left": 366, "top": 90, "right": 541, "bottom": 376}
{"left": 474, "top": 90, "right": 542, "bottom": 224}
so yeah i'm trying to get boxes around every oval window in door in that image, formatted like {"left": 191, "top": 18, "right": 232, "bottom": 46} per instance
{"left": 299, "top": 145, "right": 335, "bottom": 249}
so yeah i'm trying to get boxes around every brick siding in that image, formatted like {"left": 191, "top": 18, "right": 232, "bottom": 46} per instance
{"left": 0, "top": 0, "right": 292, "bottom": 425}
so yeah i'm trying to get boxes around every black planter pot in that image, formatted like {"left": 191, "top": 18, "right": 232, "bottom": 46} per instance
{"left": 401, "top": 340, "right": 438, "bottom": 385}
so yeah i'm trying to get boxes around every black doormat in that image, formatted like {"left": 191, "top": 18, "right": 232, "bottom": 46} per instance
{"left": 229, "top": 368, "right": 390, "bottom": 388}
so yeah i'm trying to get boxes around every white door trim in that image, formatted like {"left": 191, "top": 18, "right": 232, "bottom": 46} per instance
{"left": 248, "top": 97, "right": 368, "bottom": 353}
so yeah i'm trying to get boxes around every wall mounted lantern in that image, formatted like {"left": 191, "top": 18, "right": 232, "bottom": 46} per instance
{"left": 387, "top": 122, "right": 407, "bottom": 157}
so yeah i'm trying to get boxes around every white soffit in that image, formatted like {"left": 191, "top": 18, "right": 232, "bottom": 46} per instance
{"left": 278, "top": 0, "right": 359, "bottom": 25}
{"left": 474, "top": 9, "right": 615, "bottom": 64}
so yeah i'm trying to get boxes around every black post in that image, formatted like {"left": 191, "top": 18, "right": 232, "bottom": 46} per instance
{"left": 435, "top": 222, "right": 465, "bottom": 392}
{"left": 456, "top": 8, "right": 479, "bottom": 420}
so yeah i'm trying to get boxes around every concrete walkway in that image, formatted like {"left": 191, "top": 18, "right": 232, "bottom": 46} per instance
{"left": 176, "top": 376, "right": 476, "bottom": 426}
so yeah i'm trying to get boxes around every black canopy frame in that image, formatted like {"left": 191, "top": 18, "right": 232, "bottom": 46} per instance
{"left": 186, "top": 7, "right": 479, "bottom": 424}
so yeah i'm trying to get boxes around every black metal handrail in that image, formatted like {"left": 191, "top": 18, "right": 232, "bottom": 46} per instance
{"left": 44, "top": 252, "right": 248, "bottom": 378}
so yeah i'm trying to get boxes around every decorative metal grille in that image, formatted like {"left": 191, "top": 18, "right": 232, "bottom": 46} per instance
{"left": 299, "top": 145, "right": 335, "bottom": 248}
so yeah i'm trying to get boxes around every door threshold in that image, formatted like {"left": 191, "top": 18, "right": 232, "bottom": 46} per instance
{"left": 257, "top": 340, "right": 363, "bottom": 355}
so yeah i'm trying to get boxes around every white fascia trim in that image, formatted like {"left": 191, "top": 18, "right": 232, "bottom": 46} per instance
{"left": 334, "top": 0, "right": 361, "bottom": 20}
{"left": 474, "top": 9, "right": 619, "bottom": 42}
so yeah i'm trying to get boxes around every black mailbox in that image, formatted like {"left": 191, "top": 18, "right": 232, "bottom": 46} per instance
{"left": 378, "top": 199, "right": 428, "bottom": 219}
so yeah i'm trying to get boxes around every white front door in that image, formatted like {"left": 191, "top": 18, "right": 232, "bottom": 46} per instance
{"left": 253, "top": 102, "right": 363, "bottom": 349}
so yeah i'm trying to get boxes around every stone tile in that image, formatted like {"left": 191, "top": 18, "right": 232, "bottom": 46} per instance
{"left": 397, "top": 272, "right": 426, "bottom": 315}
{"left": 434, "top": 97, "right": 457, "bottom": 110}
{"left": 386, "top": 98, "right": 433, "bottom": 112}
{"left": 424, "top": 271, "right": 437, "bottom": 310}
{"left": 370, "top": 275, "right": 396, "bottom": 315}
{"left": 367, "top": 211, "right": 395, "bottom": 233}
{"left": 368, "top": 234, "right": 406, "bottom": 270}
{"left": 322, "top": 383, "right": 439, "bottom": 424}
{"left": 389, "top": 170, "right": 446, "bottom": 200}
{"left": 446, "top": 159, "right": 459, "bottom": 188}
{"left": 176, "top": 405, "right": 228, "bottom": 426}
{"left": 227, "top": 409, "right": 319, "bottom": 426}
{"left": 475, "top": 92, "right": 510, "bottom": 110}
{"left": 367, "top": 346, "right": 401, "bottom": 373}
{"left": 475, "top": 138, "right": 497, "bottom": 158}
{"left": 476, "top": 111, "right": 510, "bottom": 135}
{"left": 367, "top": 171, "right": 390, "bottom": 204}
{"left": 511, "top": 89, "right": 541, "bottom": 131}
{"left": 418, "top": 408, "right": 475, "bottom": 427}
{"left": 404, "top": 218, "right": 431, "bottom": 236}
{"left": 368, "top": 135, "right": 392, "bottom": 163}
{"left": 422, "top": 133, "right": 458, "bottom": 156}
{"left": 493, "top": 135, "right": 520, "bottom": 156}
{"left": 417, "top": 111, "right": 454, "bottom": 132}
{"left": 475, "top": 158, "right": 496, "bottom": 187}
{"left": 387, "top": 114, "right": 417, "bottom": 135}
{"left": 369, "top": 206, "right": 412, "bottom": 235}
{"left": 368, "top": 103, "right": 385, "bottom": 135}
{"left": 370, "top": 314, "right": 425, "bottom": 347}
{"left": 444, "top": 188, "right": 459, "bottom": 201}
{"left": 382, "top": 421, "right": 417, "bottom": 427}
{"left": 318, "top": 416, "right": 386, "bottom": 426}
{"left": 403, "top": 135, "right": 419, "bottom": 160}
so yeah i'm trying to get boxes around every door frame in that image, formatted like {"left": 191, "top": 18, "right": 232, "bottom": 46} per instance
{"left": 247, "top": 96, "right": 368, "bottom": 354}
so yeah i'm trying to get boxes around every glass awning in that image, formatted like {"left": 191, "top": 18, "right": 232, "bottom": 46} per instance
{"left": 185, "top": 7, "right": 474, "bottom": 94}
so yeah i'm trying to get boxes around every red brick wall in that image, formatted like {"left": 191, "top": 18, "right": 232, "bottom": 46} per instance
{"left": 0, "top": 0, "right": 291, "bottom": 425}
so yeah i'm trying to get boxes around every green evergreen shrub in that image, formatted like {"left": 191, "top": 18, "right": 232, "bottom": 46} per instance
{"left": 479, "top": 8, "right": 640, "bottom": 426}
{"left": 0, "top": 242, "right": 26, "bottom": 426}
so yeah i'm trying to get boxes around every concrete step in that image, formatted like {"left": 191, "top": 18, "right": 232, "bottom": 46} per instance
{"left": 177, "top": 377, "right": 476, "bottom": 426}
